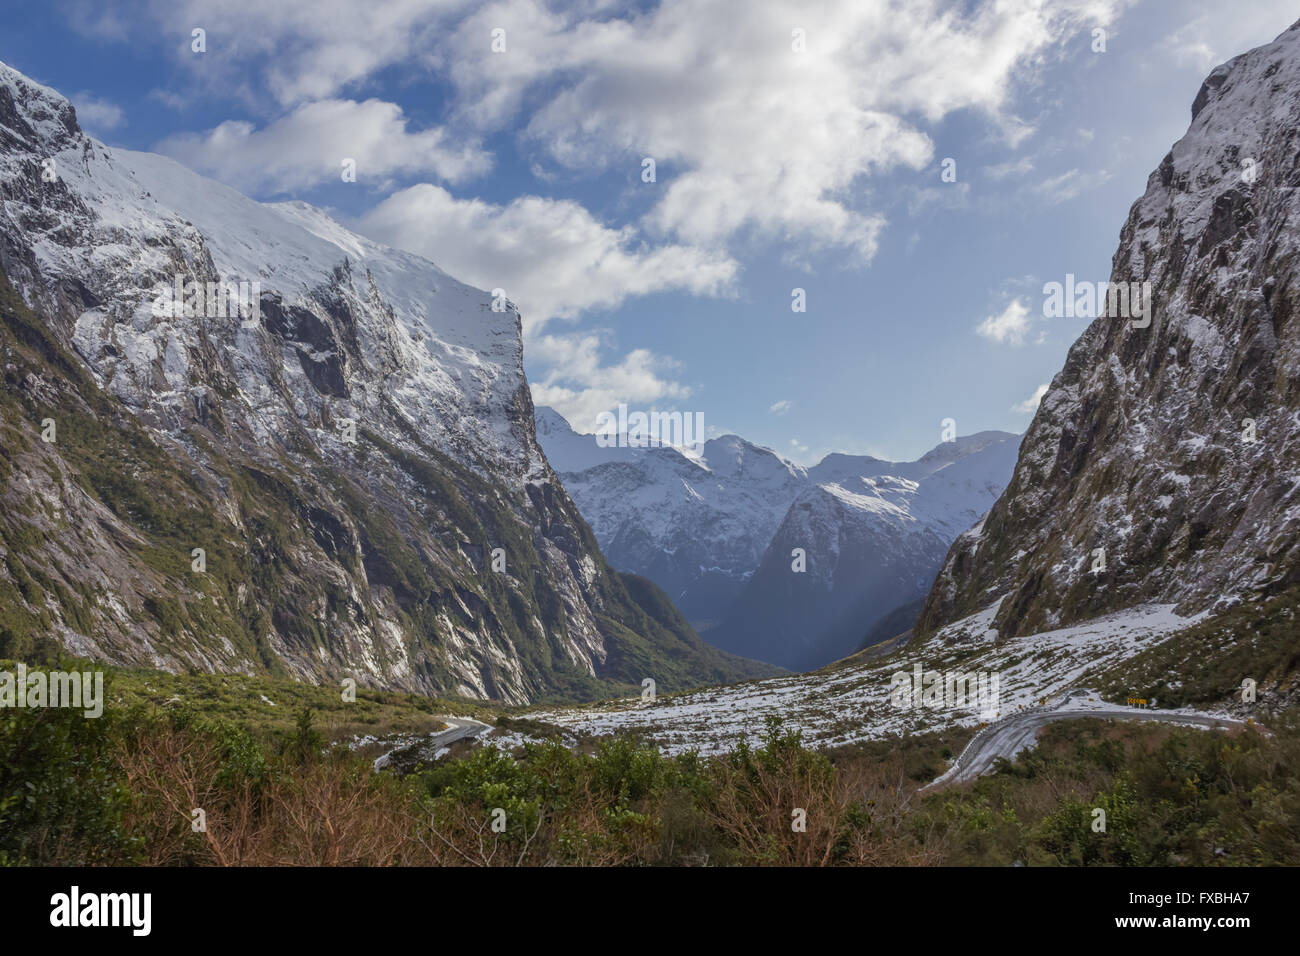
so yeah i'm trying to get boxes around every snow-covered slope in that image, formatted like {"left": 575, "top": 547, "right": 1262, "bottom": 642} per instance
{"left": 537, "top": 406, "right": 1018, "bottom": 668}
{"left": 521, "top": 600, "right": 1218, "bottom": 755}
{"left": 538, "top": 407, "right": 808, "bottom": 625}
{"left": 1, "top": 73, "right": 531, "bottom": 478}
{"left": 0, "top": 60, "right": 765, "bottom": 702}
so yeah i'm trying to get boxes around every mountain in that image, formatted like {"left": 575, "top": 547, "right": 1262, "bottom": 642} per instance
{"left": 0, "top": 60, "right": 772, "bottom": 703}
{"left": 536, "top": 406, "right": 1018, "bottom": 669}
{"left": 536, "top": 406, "right": 807, "bottom": 627}
{"left": 918, "top": 21, "right": 1300, "bottom": 660}
{"left": 708, "top": 431, "right": 1021, "bottom": 669}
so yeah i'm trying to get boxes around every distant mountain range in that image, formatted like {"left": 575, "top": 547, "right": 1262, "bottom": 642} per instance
{"left": 527, "top": 19, "right": 1300, "bottom": 746}
{"left": 536, "top": 406, "right": 1019, "bottom": 669}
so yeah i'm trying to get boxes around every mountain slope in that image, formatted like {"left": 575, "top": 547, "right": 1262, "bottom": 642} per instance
{"left": 918, "top": 20, "right": 1300, "bottom": 643}
{"left": 709, "top": 431, "right": 1021, "bottom": 669}
{"left": 537, "top": 406, "right": 808, "bottom": 625}
{"left": 0, "top": 61, "right": 769, "bottom": 703}
{"left": 537, "top": 406, "right": 1018, "bottom": 668}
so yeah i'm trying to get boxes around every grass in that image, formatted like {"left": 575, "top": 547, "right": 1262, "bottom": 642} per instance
{"left": 0, "top": 658, "right": 494, "bottom": 743}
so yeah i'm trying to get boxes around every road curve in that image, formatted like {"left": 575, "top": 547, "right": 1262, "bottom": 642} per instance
{"left": 923, "top": 697, "right": 1250, "bottom": 791}
{"left": 373, "top": 716, "right": 493, "bottom": 771}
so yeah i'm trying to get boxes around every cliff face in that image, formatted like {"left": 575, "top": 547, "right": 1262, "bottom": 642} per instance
{"left": 0, "top": 61, "right": 767, "bottom": 702}
{"left": 918, "top": 21, "right": 1300, "bottom": 639}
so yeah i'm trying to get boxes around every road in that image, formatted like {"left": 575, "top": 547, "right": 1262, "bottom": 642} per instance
{"left": 923, "top": 693, "right": 1251, "bottom": 790}
{"left": 372, "top": 716, "right": 493, "bottom": 771}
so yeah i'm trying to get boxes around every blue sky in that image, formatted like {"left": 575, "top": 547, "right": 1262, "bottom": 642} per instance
{"left": 3, "top": 0, "right": 1296, "bottom": 462}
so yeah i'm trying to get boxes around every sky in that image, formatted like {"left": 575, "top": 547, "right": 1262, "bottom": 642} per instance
{"left": 1, "top": 0, "right": 1296, "bottom": 463}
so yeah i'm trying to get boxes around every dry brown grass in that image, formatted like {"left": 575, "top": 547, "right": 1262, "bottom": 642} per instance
{"left": 115, "top": 724, "right": 431, "bottom": 866}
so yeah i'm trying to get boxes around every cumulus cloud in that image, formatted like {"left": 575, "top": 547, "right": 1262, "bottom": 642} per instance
{"left": 1012, "top": 383, "right": 1050, "bottom": 413}
{"left": 125, "top": 0, "right": 468, "bottom": 105}
{"left": 130, "top": 0, "right": 1125, "bottom": 261}
{"left": 357, "top": 183, "right": 738, "bottom": 328}
{"left": 101, "top": 0, "right": 1151, "bottom": 420}
{"left": 527, "top": 333, "right": 693, "bottom": 433}
{"left": 977, "top": 299, "right": 1036, "bottom": 346}
{"left": 433, "top": 0, "right": 1125, "bottom": 261}
{"left": 156, "top": 99, "right": 489, "bottom": 194}
{"left": 72, "top": 93, "right": 125, "bottom": 130}
{"left": 769, "top": 400, "right": 792, "bottom": 415}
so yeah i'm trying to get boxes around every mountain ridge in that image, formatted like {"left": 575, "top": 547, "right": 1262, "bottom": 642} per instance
{"left": 917, "top": 19, "right": 1300, "bottom": 643}
{"left": 537, "top": 404, "right": 1019, "bottom": 668}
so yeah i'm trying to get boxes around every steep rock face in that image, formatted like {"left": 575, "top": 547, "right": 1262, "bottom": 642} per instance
{"left": 0, "top": 62, "right": 765, "bottom": 702}
{"left": 538, "top": 406, "right": 1017, "bottom": 668}
{"left": 918, "top": 21, "right": 1300, "bottom": 639}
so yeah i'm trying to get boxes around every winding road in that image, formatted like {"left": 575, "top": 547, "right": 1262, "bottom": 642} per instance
{"left": 923, "top": 691, "right": 1251, "bottom": 790}
{"left": 372, "top": 716, "right": 493, "bottom": 771}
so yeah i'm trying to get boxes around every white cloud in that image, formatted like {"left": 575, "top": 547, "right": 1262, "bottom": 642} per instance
{"left": 977, "top": 299, "right": 1036, "bottom": 346}
{"left": 984, "top": 156, "right": 1036, "bottom": 180}
{"left": 769, "top": 400, "right": 792, "bottom": 415}
{"left": 527, "top": 333, "right": 692, "bottom": 433}
{"left": 131, "top": 0, "right": 469, "bottom": 105}
{"left": 1031, "top": 167, "right": 1113, "bottom": 204}
{"left": 432, "top": 0, "right": 1124, "bottom": 262}
{"left": 1012, "top": 383, "right": 1050, "bottom": 413}
{"left": 357, "top": 183, "right": 737, "bottom": 328}
{"left": 72, "top": 93, "right": 125, "bottom": 130}
{"left": 134, "top": 0, "right": 1125, "bottom": 261}
{"left": 156, "top": 99, "right": 489, "bottom": 194}
{"left": 1159, "top": 3, "right": 1299, "bottom": 72}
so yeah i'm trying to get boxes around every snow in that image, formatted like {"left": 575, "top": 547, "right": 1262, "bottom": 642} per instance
{"left": 537, "top": 405, "right": 1022, "bottom": 630}
{"left": 0, "top": 57, "right": 535, "bottom": 481}
{"left": 521, "top": 601, "right": 1210, "bottom": 755}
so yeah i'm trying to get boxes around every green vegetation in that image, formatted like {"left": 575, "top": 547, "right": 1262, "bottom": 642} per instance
{"left": 1096, "top": 587, "right": 1300, "bottom": 710}
{"left": 923, "top": 716, "right": 1300, "bottom": 865}
{"left": 4, "top": 660, "right": 1296, "bottom": 866}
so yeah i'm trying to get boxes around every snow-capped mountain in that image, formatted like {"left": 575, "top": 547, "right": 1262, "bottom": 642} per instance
{"left": 537, "top": 405, "right": 808, "bottom": 627}
{"left": 920, "top": 21, "right": 1300, "bottom": 651}
{"left": 0, "top": 60, "right": 769, "bottom": 702}
{"left": 537, "top": 406, "right": 1018, "bottom": 669}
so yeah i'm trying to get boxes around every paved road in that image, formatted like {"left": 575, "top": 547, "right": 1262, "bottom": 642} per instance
{"left": 373, "top": 716, "right": 493, "bottom": 771}
{"left": 923, "top": 695, "right": 1250, "bottom": 791}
